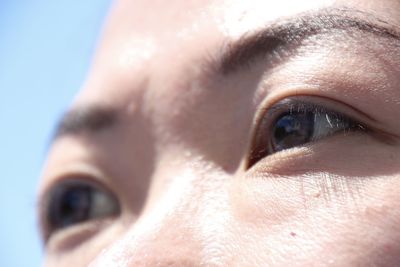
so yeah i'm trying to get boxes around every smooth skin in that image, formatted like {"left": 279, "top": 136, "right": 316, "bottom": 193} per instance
{"left": 39, "top": 0, "right": 400, "bottom": 266}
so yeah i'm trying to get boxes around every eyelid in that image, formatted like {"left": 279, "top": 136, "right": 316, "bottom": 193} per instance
{"left": 246, "top": 95, "right": 374, "bottom": 169}
{"left": 255, "top": 95, "right": 377, "bottom": 128}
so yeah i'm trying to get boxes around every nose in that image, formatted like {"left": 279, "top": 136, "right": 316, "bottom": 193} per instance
{"left": 89, "top": 217, "right": 202, "bottom": 266}
{"left": 89, "top": 175, "right": 211, "bottom": 267}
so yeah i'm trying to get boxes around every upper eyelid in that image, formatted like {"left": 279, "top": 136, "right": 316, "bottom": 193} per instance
{"left": 264, "top": 99, "right": 328, "bottom": 116}
{"left": 264, "top": 100, "right": 364, "bottom": 126}
{"left": 254, "top": 94, "right": 378, "bottom": 130}
{"left": 38, "top": 161, "right": 114, "bottom": 204}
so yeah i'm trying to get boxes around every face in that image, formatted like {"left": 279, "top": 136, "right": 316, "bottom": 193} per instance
{"left": 38, "top": 0, "right": 400, "bottom": 266}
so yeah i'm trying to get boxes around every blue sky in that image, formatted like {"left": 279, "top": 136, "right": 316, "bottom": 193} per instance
{"left": 0, "top": 1, "right": 111, "bottom": 265}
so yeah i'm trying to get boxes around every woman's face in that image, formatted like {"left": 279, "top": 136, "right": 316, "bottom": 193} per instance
{"left": 38, "top": 0, "right": 400, "bottom": 266}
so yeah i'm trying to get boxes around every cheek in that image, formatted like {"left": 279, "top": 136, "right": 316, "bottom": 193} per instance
{"left": 229, "top": 168, "right": 400, "bottom": 265}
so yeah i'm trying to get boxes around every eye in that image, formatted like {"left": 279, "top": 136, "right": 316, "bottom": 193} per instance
{"left": 43, "top": 179, "right": 120, "bottom": 240}
{"left": 247, "top": 97, "right": 367, "bottom": 168}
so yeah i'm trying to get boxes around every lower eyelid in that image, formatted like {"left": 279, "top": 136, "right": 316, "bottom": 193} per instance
{"left": 246, "top": 130, "right": 375, "bottom": 175}
{"left": 45, "top": 217, "right": 116, "bottom": 252}
{"left": 366, "top": 127, "right": 400, "bottom": 146}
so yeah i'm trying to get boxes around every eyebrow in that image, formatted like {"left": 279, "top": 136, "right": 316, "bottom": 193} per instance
{"left": 218, "top": 7, "right": 400, "bottom": 74}
{"left": 52, "top": 105, "right": 118, "bottom": 141}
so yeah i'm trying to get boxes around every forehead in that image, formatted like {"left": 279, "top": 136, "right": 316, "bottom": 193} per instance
{"left": 77, "top": 0, "right": 331, "bottom": 98}
{"left": 75, "top": 0, "right": 399, "bottom": 105}
{"left": 103, "top": 0, "right": 398, "bottom": 34}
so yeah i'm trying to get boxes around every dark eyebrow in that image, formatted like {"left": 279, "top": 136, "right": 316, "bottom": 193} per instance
{"left": 52, "top": 105, "right": 119, "bottom": 141}
{"left": 218, "top": 8, "right": 400, "bottom": 74}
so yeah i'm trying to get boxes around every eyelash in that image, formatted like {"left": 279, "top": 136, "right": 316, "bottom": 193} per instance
{"left": 40, "top": 176, "right": 120, "bottom": 242}
{"left": 246, "top": 96, "right": 368, "bottom": 168}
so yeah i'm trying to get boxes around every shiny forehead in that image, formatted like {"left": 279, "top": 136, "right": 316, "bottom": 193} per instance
{"left": 84, "top": 0, "right": 400, "bottom": 88}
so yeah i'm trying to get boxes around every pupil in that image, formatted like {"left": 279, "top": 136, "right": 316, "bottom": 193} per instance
{"left": 272, "top": 111, "right": 314, "bottom": 151}
{"left": 49, "top": 185, "right": 92, "bottom": 229}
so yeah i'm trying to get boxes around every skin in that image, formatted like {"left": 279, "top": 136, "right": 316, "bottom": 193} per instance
{"left": 38, "top": 0, "right": 400, "bottom": 266}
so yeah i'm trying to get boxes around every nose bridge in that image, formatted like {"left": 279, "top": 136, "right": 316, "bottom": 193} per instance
{"left": 89, "top": 217, "right": 202, "bottom": 267}
{"left": 90, "top": 167, "right": 207, "bottom": 266}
